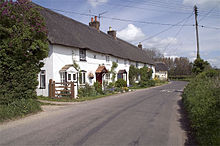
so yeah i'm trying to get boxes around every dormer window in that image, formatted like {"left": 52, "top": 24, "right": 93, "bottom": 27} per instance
{"left": 79, "top": 49, "right": 86, "bottom": 61}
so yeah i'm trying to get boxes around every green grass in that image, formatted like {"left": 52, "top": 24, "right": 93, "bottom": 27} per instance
{"left": 0, "top": 98, "right": 41, "bottom": 123}
{"left": 37, "top": 93, "right": 116, "bottom": 102}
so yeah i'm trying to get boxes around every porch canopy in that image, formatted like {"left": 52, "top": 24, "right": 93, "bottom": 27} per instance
{"left": 118, "top": 69, "right": 127, "bottom": 74}
{"left": 95, "top": 66, "right": 108, "bottom": 73}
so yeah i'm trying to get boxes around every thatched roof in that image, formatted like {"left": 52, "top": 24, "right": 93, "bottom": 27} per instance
{"left": 38, "top": 4, "right": 154, "bottom": 65}
{"left": 155, "top": 62, "right": 168, "bottom": 71}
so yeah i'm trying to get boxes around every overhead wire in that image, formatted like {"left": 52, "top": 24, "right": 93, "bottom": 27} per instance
{"left": 139, "top": 12, "right": 194, "bottom": 43}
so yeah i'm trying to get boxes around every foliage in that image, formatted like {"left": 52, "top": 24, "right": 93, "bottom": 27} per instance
{"left": 139, "top": 67, "right": 152, "bottom": 81}
{"left": 93, "top": 81, "right": 103, "bottom": 95}
{"left": 157, "top": 57, "right": 193, "bottom": 77}
{"left": 0, "top": 0, "right": 49, "bottom": 104}
{"left": 78, "top": 83, "right": 97, "bottom": 98}
{"left": 0, "top": 98, "right": 41, "bottom": 122}
{"left": 110, "top": 62, "right": 118, "bottom": 82}
{"left": 139, "top": 80, "right": 155, "bottom": 87}
{"left": 192, "top": 58, "right": 211, "bottom": 75}
{"left": 182, "top": 69, "right": 220, "bottom": 145}
{"left": 129, "top": 65, "right": 139, "bottom": 85}
{"left": 115, "top": 79, "right": 127, "bottom": 88}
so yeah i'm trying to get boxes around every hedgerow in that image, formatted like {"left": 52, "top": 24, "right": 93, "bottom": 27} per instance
{"left": 182, "top": 69, "right": 220, "bottom": 145}
{"left": 0, "top": 0, "right": 49, "bottom": 121}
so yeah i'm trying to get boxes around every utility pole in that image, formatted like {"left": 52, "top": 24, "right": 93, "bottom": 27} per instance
{"left": 194, "top": 5, "right": 200, "bottom": 59}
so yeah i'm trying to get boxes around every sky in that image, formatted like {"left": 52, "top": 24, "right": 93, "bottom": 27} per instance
{"left": 33, "top": 0, "right": 220, "bottom": 68}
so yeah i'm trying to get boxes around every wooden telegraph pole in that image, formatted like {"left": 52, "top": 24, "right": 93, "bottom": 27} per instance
{"left": 194, "top": 5, "right": 200, "bottom": 59}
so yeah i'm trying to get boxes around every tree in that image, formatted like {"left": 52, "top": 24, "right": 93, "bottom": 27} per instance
{"left": 192, "top": 58, "right": 211, "bottom": 75}
{"left": 0, "top": 0, "right": 49, "bottom": 104}
{"left": 143, "top": 48, "right": 164, "bottom": 60}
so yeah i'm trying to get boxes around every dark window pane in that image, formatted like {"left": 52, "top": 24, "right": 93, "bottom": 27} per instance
{"left": 68, "top": 74, "right": 71, "bottom": 80}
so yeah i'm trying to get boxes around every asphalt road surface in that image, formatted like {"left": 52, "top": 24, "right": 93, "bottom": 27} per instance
{"left": 0, "top": 81, "right": 188, "bottom": 146}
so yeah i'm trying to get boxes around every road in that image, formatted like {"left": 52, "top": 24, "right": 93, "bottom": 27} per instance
{"left": 0, "top": 81, "right": 187, "bottom": 146}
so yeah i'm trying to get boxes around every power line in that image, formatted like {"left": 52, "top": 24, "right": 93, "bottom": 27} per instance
{"left": 140, "top": 13, "right": 194, "bottom": 43}
{"left": 199, "top": 7, "right": 217, "bottom": 22}
{"left": 50, "top": 8, "right": 220, "bottom": 30}
{"left": 162, "top": 12, "right": 193, "bottom": 53}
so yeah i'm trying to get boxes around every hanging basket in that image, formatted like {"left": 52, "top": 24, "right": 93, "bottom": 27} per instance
{"left": 88, "top": 72, "right": 94, "bottom": 79}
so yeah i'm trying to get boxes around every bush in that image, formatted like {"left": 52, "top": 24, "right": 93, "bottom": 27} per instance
{"left": 0, "top": 99, "right": 41, "bottom": 122}
{"left": 94, "top": 82, "right": 103, "bottom": 95}
{"left": 78, "top": 83, "right": 97, "bottom": 98}
{"left": 139, "top": 80, "right": 155, "bottom": 87}
{"left": 115, "top": 79, "right": 127, "bottom": 88}
{"left": 0, "top": 1, "right": 49, "bottom": 104}
{"left": 182, "top": 69, "right": 220, "bottom": 145}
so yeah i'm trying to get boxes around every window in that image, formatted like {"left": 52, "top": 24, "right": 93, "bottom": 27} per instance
{"left": 40, "top": 70, "right": 46, "bottom": 89}
{"left": 82, "top": 72, "right": 86, "bottom": 84}
{"left": 136, "top": 62, "right": 139, "bottom": 68}
{"left": 106, "top": 55, "right": 110, "bottom": 62}
{"left": 73, "top": 74, "right": 76, "bottom": 80}
{"left": 105, "top": 73, "right": 110, "bottom": 80}
{"left": 68, "top": 74, "right": 71, "bottom": 80}
{"left": 80, "top": 71, "right": 86, "bottom": 84}
{"left": 93, "top": 54, "right": 96, "bottom": 59}
{"left": 79, "top": 49, "right": 86, "bottom": 61}
{"left": 124, "top": 59, "right": 127, "bottom": 65}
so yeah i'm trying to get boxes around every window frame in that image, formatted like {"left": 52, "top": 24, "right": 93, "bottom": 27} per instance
{"left": 106, "top": 55, "right": 110, "bottom": 63}
{"left": 40, "top": 70, "right": 46, "bottom": 89}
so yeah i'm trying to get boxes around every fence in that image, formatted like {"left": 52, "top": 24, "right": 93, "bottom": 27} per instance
{"left": 49, "top": 79, "right": 76, "bottom": 99}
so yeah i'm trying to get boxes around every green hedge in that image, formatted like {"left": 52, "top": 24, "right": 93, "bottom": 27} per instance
{"left": 182, "top": 69, "right": 220, "bottom": 145}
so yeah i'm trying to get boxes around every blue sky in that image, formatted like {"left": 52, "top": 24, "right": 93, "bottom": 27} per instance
{"left": 33, "top": 0, "right": 220, "bottom": 68}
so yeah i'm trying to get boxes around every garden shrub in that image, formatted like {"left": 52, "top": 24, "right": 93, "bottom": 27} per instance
{"left": 93, "top": 82, "right": 103, "bottom": 95}
{"left": 78, "top": 83, "right": 97, "bottom": 98}
{"left": 182, "top": 69, "right": 220, "bottom": 145}
{"left": 115, "top": 79, "right": 127, "bottom": 88}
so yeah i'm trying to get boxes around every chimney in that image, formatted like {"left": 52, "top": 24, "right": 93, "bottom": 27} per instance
{"left": 89, "top": 16, "right": 100, "bottom": 31}
{"left": 138, "top": 42, "right": 142, "bottom": 49}
{"left": 107, "top": 27, "right": 117, "bottom": 39}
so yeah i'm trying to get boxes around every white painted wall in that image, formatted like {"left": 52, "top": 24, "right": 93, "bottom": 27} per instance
{"left": 155, "top": 71, "right": 168, "bottom": 80}
{"left": 37, "top": 44, "right": 155, "bottom": 97}
{"left": 36, "top": 45, "right": 53, "bottom": 96}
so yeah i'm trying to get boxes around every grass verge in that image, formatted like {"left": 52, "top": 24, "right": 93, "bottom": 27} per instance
{"left": 37, "top": 93, "right": 116, "bottom": 102}
{"left": 0, "top": 98, "right": 41, "bottom": 123}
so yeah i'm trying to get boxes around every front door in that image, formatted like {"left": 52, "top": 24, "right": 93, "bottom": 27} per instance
{"left": 96, "top": 73, "right": 102, "bottom": 85}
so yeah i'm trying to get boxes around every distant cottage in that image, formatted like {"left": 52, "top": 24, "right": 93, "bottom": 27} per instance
{"left": 36, "top": 6, "right": 155, "bottom": 98}
{"left": 155, "top": 62, "right": 168, "bottom": 80}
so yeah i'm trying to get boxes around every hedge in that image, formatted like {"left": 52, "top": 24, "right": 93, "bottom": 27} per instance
{"left": 182, "top": 69, "right": 220, "bottom": 145}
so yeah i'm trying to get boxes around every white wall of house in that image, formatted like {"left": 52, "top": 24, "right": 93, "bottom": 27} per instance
{"left": 36, "top": 45, "right": 53, "bottom": 96}
{"left": 155, "top": 71, "right": 168, "bottom": 80}
{"left": 37, "top": 44, "right": 155, "bottom": 97}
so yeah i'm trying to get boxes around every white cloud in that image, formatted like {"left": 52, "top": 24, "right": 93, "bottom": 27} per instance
{"left": 117, "top": 24, "right": 145, "bottom": 42}
{"left": 207, "top": 57, "right": 220, "bottom": 68}
{"left": 183, "top": 0, "right": 220, "bottom": 7}
{"left": 87, "top": 0, "right": 108, "bottom": 7}
{"left": 143, "top": 37, "right": 178, "bottom": 49}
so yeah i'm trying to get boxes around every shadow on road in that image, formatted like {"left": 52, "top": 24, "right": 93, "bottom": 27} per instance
{"left": 177, "top": 98, "right": 198, "bottom": 146}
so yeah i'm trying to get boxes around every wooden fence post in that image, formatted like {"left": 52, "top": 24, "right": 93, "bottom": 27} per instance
{"left": 49, "top": 79, "right": 52, "bottom": 98}
{"left": 71, "top": 82, "right": 74, "bottom": 99}
{"left": 52, "top": 81, "right": 55, "bottom": 98}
